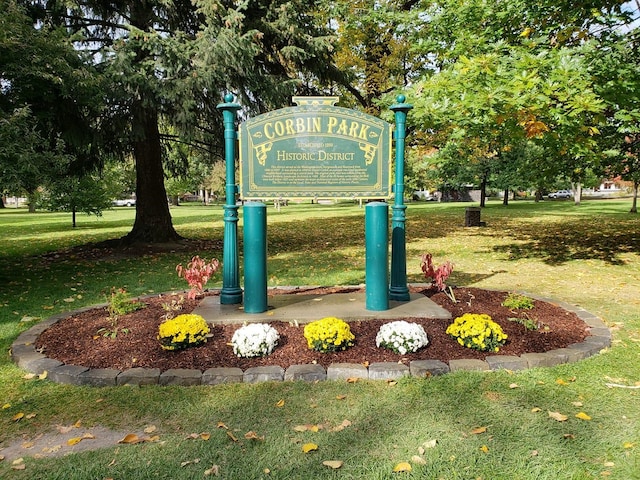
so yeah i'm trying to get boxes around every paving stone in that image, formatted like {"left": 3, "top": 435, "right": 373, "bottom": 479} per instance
{"left": 564, "top": 342, "right": 603, "bottom": 359}
{"left": 520, "top": 352, "right": 567, "bottom": 368}
{"left": 13, "top": 331, "right": 40, "bottom": 346}
{"left": 160, "top": 369, "right": 202, "bottom": 386}
{"left": 202, "top": 367, "right": 244, "bottom": 385}
{"left": 285, "top": 364, "right": 326, "bottom": 382}
{"left": 410, "top": 360, "right": 450, "bottom": 377}
{"left": 485, "top": 355, "right": 528, "bottom": 371}
{"left": 79, "top": 368, "right": 121, "bottom": 387}
{"left": 448, "top": 359, "right": 489, "bottom": 372}
{"left": 536, "top": 349, "right": 570, "bottom": 364}
{"left": 588, "top": 327, "right": 611, "bottom": 338}
{"left": 368, "top": 362, "right": 410, "bottom": 380}
{"left": 243, "top": 366, "right": 284, "bottom": 383}
{"left": 584, "top": 335, "right": 611, "bottom": 349}
{"left": 24, "top": 357, "right": 64, "bottom": 375}
{"left": 327, "top": 363, "right": 368, "bottom": 381}
{"left": 545, "top": 347, "right": 588, "bottom": 363}
{"left": 117, "top": 367, "right": 161, "bottom": 386}
{"left": 50, "top": 365, "right": 90, "bottom": 385}
{"left": 13, "top": 348, "right": 48, "bottom": 371}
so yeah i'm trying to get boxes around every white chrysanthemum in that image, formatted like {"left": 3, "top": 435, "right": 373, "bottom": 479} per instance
{"left": 376, "top": 321, "right": 428, "bottom": 354}
{"left": 231, "top": 323, "right": 280, "bottom": 358}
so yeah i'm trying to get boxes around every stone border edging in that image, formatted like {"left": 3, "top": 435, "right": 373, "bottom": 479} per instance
{"left": 10, "top": 292, "right": 611, "bottom": 387}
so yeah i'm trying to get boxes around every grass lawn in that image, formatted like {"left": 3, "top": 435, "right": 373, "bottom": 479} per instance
{"left": 0, "top": 199, "right": 639, "bottom": 479}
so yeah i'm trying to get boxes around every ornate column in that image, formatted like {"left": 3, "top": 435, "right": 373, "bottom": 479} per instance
{"left": 217, "top": 94, "right": 242, "bottom": 304}
{"left": 389, "top": 95, "right": 412, "bottom": 301}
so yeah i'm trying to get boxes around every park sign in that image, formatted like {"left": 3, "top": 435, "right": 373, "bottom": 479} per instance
{"left": 239, "top": 97, "right": 392, "bottom": 199}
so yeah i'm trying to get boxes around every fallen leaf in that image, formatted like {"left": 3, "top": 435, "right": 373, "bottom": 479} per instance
{"left": 73, "top": 420, "right": 82, "bottom": 428}
{"left": 302, "top": 443, "right": 318, "bottom": 453}
{"left": 480, "top": 445, "right": 489, "bottom": 453}
{"left": 422, "top": 439, "right": 438, "bottom": 449}
{"left": 623, "top": 442, "right": 635, "bottom": 449}
{"left": 26, "top": 413, "right": 37, "bottom": 419}
{"left": 204, "top": 464, "right": 220, "bottom": 476}
{"left": 293, "top": 425, "right": 308, "bottom": 432}
{"left": 531, "top": 407, "right": 542, "bottom": 413}
{"left": 509, "top": 383, "right": 519, "bottom": 389}
{"left": 332, "top": 419, "right": 352, "bottom": 432}
{"left": 186, "top": 433, "right": 199, "bottom": 439}
{"left": 38, "top": 371, "right": 48, "bottom": 380}
{"left": 67, "top": 437, "right": 83, "bottom": 446}
{"left": 471, "top": 426, "right": 487, "bottom": 434}
{"left": 226, "top": 431, "right": 238, "bottom": 442}
{"left": 180, "top": 458, "right": 200, "bottom": 467}
{"left": 336, "top": 394, "right": 347, "bottom": 400}
{"left": 548, "top": 411, "right": 568, "bottom": 422}
{"left": 200, "top": 432, "right": 211, "bottom": 440}
{"left": 531, "top": 450, "right": 539, "bottom": 456}
{"left": 387, "top": 380, "right": 398, "bottom": 386}
{"left": 118, "top": 433, "right": 142, "bottom": 444}
{"left": 322, "top": 460, "right": 343, "bottom": 469}
{"left": 571, "top": 401, "right": 583, "bottom": 407}
{"left": 564, "top": 434, "right": 576, "bottom": 439}
{"left": 275, "top": 399, "right": 285, "bottom": 408}
{"left": 21, "top": 441, "right": 34, "bottom": 449}
{"left": 604, "top": 462, "right": 615, "bottom": 467}
{"left": 12, "top": 458, "right": 25, "bottom": 470}
{"left": 2, "top": 403, "right": 10, "bottom": 409}
{"left": 23, "top": 373, "right": 36, "bottom": 380}
{"left": 575, "top": 412, "right": 592, "bottom": 421}
{"left": 216, "top": 422, "right": 228, "bottom": 430}
{"left": 264, "top": 468, "right": 271, "bottom": 474}
{"left": 393, "top": 462, "right": 412, "bottom": 473}
{"left": 346, "top": 377, "right": 359, "bottom": 383}
{"left": 0, "top": 454, "right": 4, "bottom": 461}
{"left": 244, "top": 431, "right": 264, "bottom": 441}
{"left": 12, "top": 412, "right": 24, "bottom": 422}
{"left": 144, "top": 425, "right": 157, "bottom": 434}
{"left": 411, "top": 455, "right": 427, "bottom": 465}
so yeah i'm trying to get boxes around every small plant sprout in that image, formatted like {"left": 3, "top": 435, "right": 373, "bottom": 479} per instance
{"left": 176, "top": 256, "right": 220, "bottom": 300}
{"left": 98, "top": 288, "right": 145, "bottom": 339}
{"left": 161, "top": 295, "right": 185, "bottom": 320}
{"left": 421, "top": 253, "right": 456, "bottom": 302}
{"left": 502, "top": 293, "right": 535, "bottom": 310}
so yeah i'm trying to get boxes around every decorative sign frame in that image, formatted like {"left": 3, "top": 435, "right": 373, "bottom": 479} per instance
{"left": 239, "top": 97, "right": 392, "bottom": 199}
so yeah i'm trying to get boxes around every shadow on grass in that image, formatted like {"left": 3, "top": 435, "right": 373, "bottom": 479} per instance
{"left": 489, "top": 217, "right": 640, "bottom": 266}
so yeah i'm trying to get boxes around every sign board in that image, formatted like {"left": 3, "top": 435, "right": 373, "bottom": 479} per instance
{"left": 239, "top": 97, "right": 392, "bottom": 199}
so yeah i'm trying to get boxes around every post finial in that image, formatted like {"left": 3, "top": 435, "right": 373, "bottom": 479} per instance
{"left": 224, "top": 93, "right": 234, "bottom": 103}
{"left": 396, "top": 94, "right": 406, "bottom": 103}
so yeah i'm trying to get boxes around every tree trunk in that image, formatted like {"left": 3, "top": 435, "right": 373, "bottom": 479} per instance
{"left": 122, "top": 101, "right": 181, "bottom": 243}
{"left": 631, "top": 181, "right": 638, "bottom": 214}
{"left": 479, "top": 174, "right": 487, "bottom": 207}
{"left": 502, "top": 188, "right": 509, "bottom": 206}
{"left": 72, "top": 207, "right": 77, "bottom": 228}
{"left": 572, "top": 182, "right": 582, "bottom": 206}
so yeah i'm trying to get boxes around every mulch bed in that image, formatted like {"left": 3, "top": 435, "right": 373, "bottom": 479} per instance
{"left": 35, "top": 286, "right": 589, "bottom": 372}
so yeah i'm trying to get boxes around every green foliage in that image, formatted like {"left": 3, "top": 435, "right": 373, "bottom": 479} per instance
{"left": 107, "top": 289, "right": 145, "bottom": 318}
{"left": 502, "top": 293, "right": 535, "bottom": 310}
{"left": 508, "top": 315, "right": 544, "bottom": 332}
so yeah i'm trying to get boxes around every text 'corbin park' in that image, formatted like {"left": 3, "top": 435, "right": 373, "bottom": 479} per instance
{"left": 262, "top": 116, "right": 374, "bottom": 141}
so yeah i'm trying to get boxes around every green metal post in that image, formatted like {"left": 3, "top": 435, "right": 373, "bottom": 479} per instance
{"left": 365, "top": 202, "right": 389, "bottom": 311}
{"left": 217, "top": 93, "right": 242, "bottom": 305}
{"left": 243, "top": 202, "right": 268, "bottom": 313}
{"left": 389, "top": 94, "right": 412, "bottom": 302}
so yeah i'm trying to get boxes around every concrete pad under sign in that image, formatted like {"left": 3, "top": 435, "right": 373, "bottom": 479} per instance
{"left": 193, "top": 292, "right": 450, "bottom": 325}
